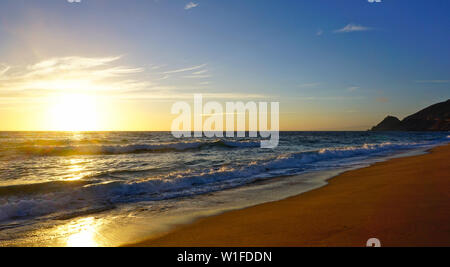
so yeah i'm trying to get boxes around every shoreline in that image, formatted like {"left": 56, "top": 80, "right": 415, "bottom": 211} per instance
{"left": 126, "top": 143, "right": 450, "bottom": 247}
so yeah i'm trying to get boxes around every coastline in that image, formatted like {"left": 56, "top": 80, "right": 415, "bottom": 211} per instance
{"left": 126, "top": 143, "right": 450, "bottom": 247}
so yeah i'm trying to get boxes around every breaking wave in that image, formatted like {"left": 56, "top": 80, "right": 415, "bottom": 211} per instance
{"left": 2, "top": 139, "right": 262, "bottom": 157}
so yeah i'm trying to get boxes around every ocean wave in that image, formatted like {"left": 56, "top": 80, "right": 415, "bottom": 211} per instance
{"left": 0, "top": 140, "right": 438, "bottom": 222}
{"left": 0, "top": 180, "right": 93, "bottom": 197}
{"left": 3, "top": 139, "right": 261, "bottom": 157}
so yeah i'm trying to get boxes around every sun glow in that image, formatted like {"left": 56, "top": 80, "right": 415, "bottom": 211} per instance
{"left": 65, "top": 217, "right": 100, "bottom": 247}
{"left": 49, "top": 93, "right": 101, "bottom": 131}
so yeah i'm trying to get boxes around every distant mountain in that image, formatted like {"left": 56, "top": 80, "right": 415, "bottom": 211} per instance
{"left": 371, "top": 99, "right": 450, "bottom": 131}
{"left": 371, "top": 116, "right": 403, "bottom": 131}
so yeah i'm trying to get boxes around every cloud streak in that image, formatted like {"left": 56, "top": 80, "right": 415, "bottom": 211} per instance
{"left": 185, "top": 2, "right": 199, "bottom": 10}
{"left": 0, "top": 56, "right": 150, "bottom": 102}
{"left": 334, "top": 23, "right": 371, "bottom": 33}
{"left": 162, "top": 64, "right": 207, "bottom": 74}
{"left": 0, "top": 57, "right": 263, "bottom": 103}
{"left": 183, "top": 74, "right": 211, "bottom": 79}
{"left": 160, "top": 63, "right": 210, "bottom": 80}
{"left": 0, "top": 64, "right": 10, "bottom": 76}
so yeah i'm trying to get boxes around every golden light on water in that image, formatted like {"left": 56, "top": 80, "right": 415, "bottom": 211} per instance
{"left": 65, "top": 158, "right": 85, "bottom": 181}
{"left": 65, "top": 217, "right": 99, "bottom": 247}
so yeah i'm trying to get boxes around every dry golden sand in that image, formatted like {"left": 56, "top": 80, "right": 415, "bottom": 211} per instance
{"left": 127, "top": 144, "right": 450, "bottom": 247}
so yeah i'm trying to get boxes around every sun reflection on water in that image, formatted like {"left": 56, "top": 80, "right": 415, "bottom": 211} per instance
{"left": 65, "top": 158, "right": 85, "bottom": 181}
{"left": 64, "top": 217, "right": 100, "bottom": 247}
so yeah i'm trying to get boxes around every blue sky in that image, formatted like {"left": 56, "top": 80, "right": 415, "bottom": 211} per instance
{"left": 0, "top": 0, "right": 449, "bottom": 130}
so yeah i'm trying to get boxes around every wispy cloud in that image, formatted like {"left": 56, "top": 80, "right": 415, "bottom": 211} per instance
{"left": 118, "top": 92, "right": 270, "bottom": 102}
{"left": 150, "top": 64, "right": 166, "bottom": 70}
{"left": 185, "top": 2, "right": 199, "bottom": 10}
{"left": 0, "top": 56, "right": 150, "bottom": 102}
{"left": 0, "top": 57, "right": 259, "bottom": 103}
{"left": 0, "top": 64, "right": 10, "bottom": 76}
{"left": 316, "top": 29, "right": 323, "bottom": 36}
{"left": 184, "top": 74, "right": 211, "bottom": 79}
{"left": 334, "top": 23, "right": 371, "bottom": 33}
{"left": 192, "top": 69, "right": 208, "bottom": 75}
{"left": 162, "top": 64, "right": 207, "bottom": 74}
{"left": 160, "top": 63, "right": 210, "bottom": 80}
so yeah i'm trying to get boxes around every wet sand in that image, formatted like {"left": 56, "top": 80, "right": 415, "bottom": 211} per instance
{"left": 127, "top": 144, "right": 450, "bottom": 247}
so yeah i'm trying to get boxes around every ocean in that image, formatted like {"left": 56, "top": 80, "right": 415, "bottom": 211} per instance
{"left": 0, "top": 131, "right": 448, "bottom": 246}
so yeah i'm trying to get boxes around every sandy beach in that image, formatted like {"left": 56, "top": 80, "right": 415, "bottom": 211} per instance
{"left": 128, "top": 144, "right": 450, "bottom": 247}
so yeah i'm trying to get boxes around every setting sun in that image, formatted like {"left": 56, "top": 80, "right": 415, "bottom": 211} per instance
{"left": 49, "top": 93, "right": 100, "bottom": 131}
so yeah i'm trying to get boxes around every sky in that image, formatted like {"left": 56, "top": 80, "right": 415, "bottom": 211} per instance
{"left": 0, "top": 0, "right": 449, "bottom": 131}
